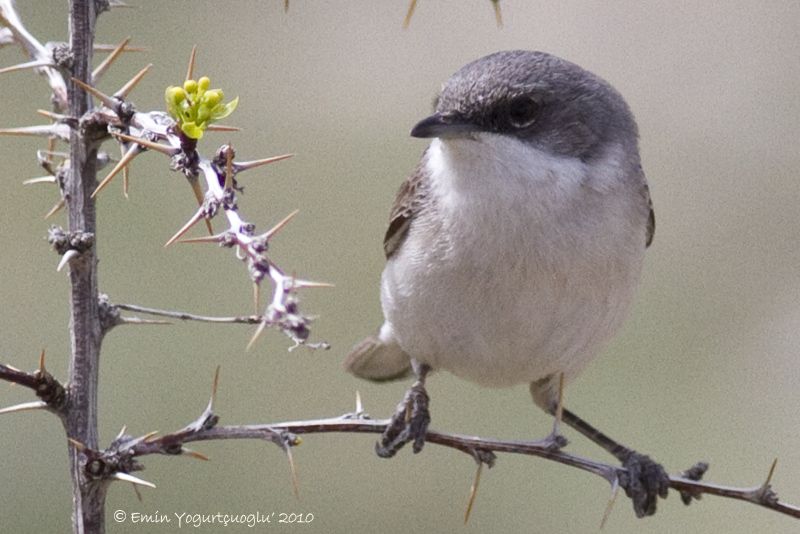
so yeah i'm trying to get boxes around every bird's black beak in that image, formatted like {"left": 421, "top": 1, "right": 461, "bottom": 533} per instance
{"left": 410, "top": 112, "right": 477, "bottom": 139}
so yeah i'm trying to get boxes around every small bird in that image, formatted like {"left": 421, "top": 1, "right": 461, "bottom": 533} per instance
{"left": 345, "top": 50, "right": 666, "bottom": 517}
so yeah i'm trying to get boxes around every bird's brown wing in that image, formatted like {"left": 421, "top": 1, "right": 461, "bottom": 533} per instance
{"left": 644, "top": 182, "right": 655, "bottom": 248}
{"left": 383, "top": 152, "right": 429, "bottom": 259}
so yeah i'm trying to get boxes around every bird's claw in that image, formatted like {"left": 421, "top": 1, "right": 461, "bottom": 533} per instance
{"left": 618, "top": 452, "right": 670, "bottom": 517}
{"left": 375, "top": 380, "right": 430, "bottom": 458}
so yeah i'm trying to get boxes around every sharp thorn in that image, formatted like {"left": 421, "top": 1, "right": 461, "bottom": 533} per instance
{"left": 67, "top": 437, "right": 87, "bottom": 451}
{"left": 233, "top": 153, "right": 293, "bottom": 173}
{"left": 253, "top": 283, "right": 260, "bottom": 314}
{"left": 491, "top": 0, "right": 503, "bottom": 28}
{"left": 91, "top": 144, "right": 141, "bottom": 198}
{"left": 186, "top": 45, "right": 197, "bottom": 81}
{"left": 94, "top": 43, "right": 146, "bottom": 53}
{"left": 285, "top": 446, "right": 300, "bottom": 500}
{"left": 599, "top": 477, "right": 620, "bottom": 530}
{"left": 0, "top": 59, "right": 54, "bottom": 75}
{"left": 211, "top": 365, "right": 220, "bottom": 405}
{"left": 123, "top": 165, "right": 130, "bottom": 198}
{"left": 355, "top": 390, "right": 363, "bottom": 414}
{"left": 116, "top": 425, "right": 128, "bottom": 440}
{"left": 176, "top": 233, "right": 225, "bottom": 244}
{"left": 246, "top": 320, "right": 269, "bottom": 352}
{"left": 262, "top": 209, "right": 300, "bottom": 240}
{"left": 178, "top": 234, "right": 225, "bottom": 244}
{"left": 464, "top": 461, "right": 483, "bottom": 524}
{"left": 224, "top": 144, "right": 234, "bottom": 191}
{"left": 70, "top": 77, "right": 117, "bottom": 109}
{"left": 111, "top": 472, "right": 156, "bottom": 489}
{"left": 205, "top": 124, "right": 241, "bottom": 132}
{"left": 119, "top": 316, "right": 172, "bottom": 325}
{"left": 44, "top": 198, "right": 66, "bottom": 219}
{"left": 763, "top": 458, "right": 778, "bottom": 488}
{"left": 35, "top": 109, "right": 70, "bottom": 121}
{"left": 186, "top": 177, "right": 213, "bottom": 234}
{"left": 23, "top": 176, "right": 57, "bottom": 185}
{"left": 293, "top": 279, "right": 335, "bottom": 289}
{"left": 163, "top": 209, "right": 205, "bottom": 247}
{"left": 38, "top": 349, "right": 46, "bottom": 374}
{"left": 113, "top": 63, "right": 153, "bottom": 98}
{"left": 182, "top": 447, "right": 210, "bottom": 461}
{"left": 141, "top": 430, "right": 160, "bottom": 442}
{"left": 110, "top": 131, "right": 178, "bottom": 155}
{"left": 0, "top": 124, "right": 68, "bottom": 140}
{"left": 92, "top": 36, "right": 131, "bottom": 82}
{"left": 556, "top": 372, "right": 565, "bottom": 430}
{"left": 403, "top": 0, "right": 418, "bottom": 29}
{"left": 0, "top": 400, "right": 48, "bottom": 415}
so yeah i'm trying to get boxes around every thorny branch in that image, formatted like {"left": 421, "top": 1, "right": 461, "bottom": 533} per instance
{"left": 58, "top": 370, "right": 800, "bottom": 523}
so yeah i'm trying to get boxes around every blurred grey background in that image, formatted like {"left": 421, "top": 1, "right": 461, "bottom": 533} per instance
{"left": 1, "top": 1, "right": 799, "bottom": 532}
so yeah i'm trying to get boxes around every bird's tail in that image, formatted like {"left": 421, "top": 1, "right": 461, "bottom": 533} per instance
{"left": 344, "top": 334, "right": 412, "bottom": 382}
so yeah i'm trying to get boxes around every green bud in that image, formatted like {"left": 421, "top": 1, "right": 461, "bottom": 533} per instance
{"left": 198, "top": 76, "right": 211, "bottom": 91}
{"left": 203, "top": 90, "right": 223, "bottom": 107}
{"left": 183, "top": 79, "right": 198, "bottom": 94}
{"left": 165, "top": 86, "right": 185, "bottom": 105}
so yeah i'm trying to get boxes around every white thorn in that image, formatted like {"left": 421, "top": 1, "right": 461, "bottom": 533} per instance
{"left": 111, "top": 472, "right": 156, "bottom": 489}
{"left": 355, "top": 391, "right": 363, "bottom": 414}
{"left": 57, "top": 249, "right": 80, "bottom": 272}
{"left": 0, "top": 400, "right": 48, "bottom": 415}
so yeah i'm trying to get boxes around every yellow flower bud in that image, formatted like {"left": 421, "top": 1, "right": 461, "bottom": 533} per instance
{"left": 183, "top": 79, "right": 198, "bottom": 94}
{"left": 203, "top": 90, "right": 222, "bottom": 107}
{"left": 166, "top": 86, "right": 185, "bottom": 105}
{"left": 198, "top": 76, "right": 211, "bottom": 91}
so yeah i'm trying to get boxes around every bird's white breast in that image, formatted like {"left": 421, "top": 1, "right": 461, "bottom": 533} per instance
{"left": 381, "top": 134, "right": 648, "bottom": 387}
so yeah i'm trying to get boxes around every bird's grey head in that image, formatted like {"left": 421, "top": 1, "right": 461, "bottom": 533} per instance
{"left": 411, "top": 50, "right": 639, "bottom": 162}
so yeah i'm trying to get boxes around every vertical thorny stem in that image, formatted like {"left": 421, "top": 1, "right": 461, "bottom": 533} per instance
{"left": 65, "top": 1, "right": 104, "bottom": 532}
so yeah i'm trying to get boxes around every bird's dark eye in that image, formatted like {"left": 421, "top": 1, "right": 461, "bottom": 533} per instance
{"left": 507, "top": 96, "right": 540, "bottom": 129}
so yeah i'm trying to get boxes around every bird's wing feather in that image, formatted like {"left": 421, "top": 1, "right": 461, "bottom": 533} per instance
{"left": 383, "top": 151, "right": 429, "bottom": 258}
{"left": 643, "top": 181, "right": 655, "bottom": 248}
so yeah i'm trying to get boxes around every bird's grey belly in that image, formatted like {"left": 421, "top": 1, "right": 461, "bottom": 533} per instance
{"left": 381, "top": 226, "right": 643, "bottom": 387}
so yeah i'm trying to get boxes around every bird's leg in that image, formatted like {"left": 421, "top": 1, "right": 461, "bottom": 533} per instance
{"left": 530, "top": 375, "right": 671, "bottom": 517}
{"left": 559, "top": 408, "right": 670, "bottom": 517}
{"left": 376, "top": 360, "right": 431, "bottom": 458}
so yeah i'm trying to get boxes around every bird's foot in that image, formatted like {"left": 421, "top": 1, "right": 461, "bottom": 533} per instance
{"left": 618, "top": 451, "right": 670, "bottom": 517}
{"left": 532, "top": 429, "right": 568, "bottom": 451}
{"left": 375, "top": 380, "right": 430, "bottom": 458}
